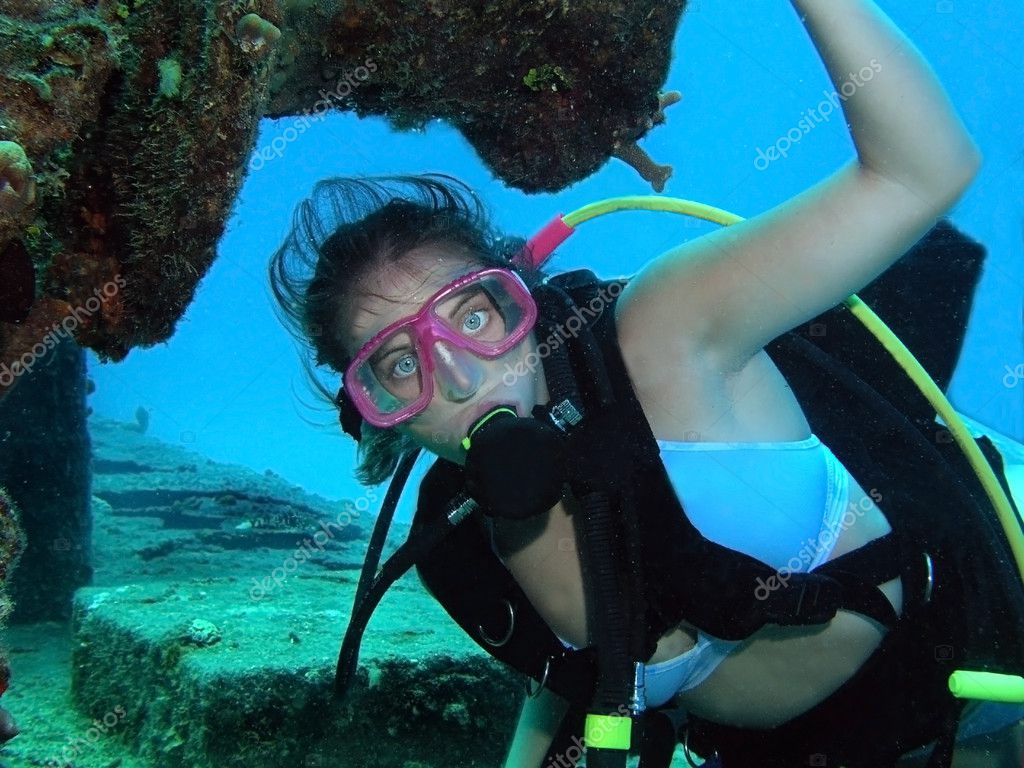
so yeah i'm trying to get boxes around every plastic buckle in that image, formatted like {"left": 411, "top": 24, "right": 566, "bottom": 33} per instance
{"left": 547, "top": 399, "right": 583, "bottom": 432}
{"left": 764, "top": 574, "right": 841, "bottom": 626}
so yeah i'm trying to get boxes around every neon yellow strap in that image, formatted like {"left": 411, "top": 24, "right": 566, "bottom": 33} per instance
{"left": 560, "top": 196, "right": 1024, "bottom": 582}
{"left": 949, "top": 670, "right": 1024, "bottom": 703}
{"left": 584, "top": 713, "right": 632, "bottom": 750}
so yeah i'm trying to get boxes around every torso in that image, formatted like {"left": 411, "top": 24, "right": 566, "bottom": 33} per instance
{"left": 490, "top": 343, "right": 903, "bottom": 729}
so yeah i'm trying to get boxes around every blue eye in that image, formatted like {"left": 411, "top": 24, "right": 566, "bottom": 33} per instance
{"left": 462, "top": 309, "right": 489, "bottom": 334}
{"left": 392, "top": 354, "right": 418, "bottom": 379}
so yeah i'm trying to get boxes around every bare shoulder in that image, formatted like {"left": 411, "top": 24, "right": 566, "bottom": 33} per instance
{"left": 615, "top": 293, "right": 813, "bottom": 443}
{"left": 614, "top": 258, "right": 712, "bottom": 364}
{"left": 614, "top": 293, "right": 740, "bottom": 440}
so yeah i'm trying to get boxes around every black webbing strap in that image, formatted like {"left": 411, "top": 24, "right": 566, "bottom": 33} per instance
{"left": 813, "top": 532, "right": 904, "bottom": 629}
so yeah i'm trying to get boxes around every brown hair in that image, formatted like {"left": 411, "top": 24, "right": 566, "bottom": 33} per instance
{"left": 268, "top": 175, "right": 545, "bottom": 485}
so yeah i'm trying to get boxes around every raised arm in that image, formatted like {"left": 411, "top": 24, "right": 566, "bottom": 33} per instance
{"left": 616, "top": 0, "right": 981, "bottom": 374}
{"left": 792, "top": 0, "right": 980, "bottom": 191}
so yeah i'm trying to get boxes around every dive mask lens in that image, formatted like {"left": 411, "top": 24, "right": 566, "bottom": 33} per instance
{"left": 345, "top": 269, "right": 538, "bottom": 428}
{"left": 428, "top": 271, "right": 536, "bottom": 355}
{"left": 347, "top": 328, "right": 430, "bottom": 427}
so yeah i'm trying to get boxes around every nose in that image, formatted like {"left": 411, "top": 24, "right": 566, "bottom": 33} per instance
{"left": 431, "top": 340, "right": 486, "bottom": 402}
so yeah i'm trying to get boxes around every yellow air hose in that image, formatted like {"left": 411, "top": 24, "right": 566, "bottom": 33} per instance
{"left": 553, "top": 195, "right": 1024, "bottom": 705}
{"left": 560, "top": 195, "right": 1024, "bottom": 581}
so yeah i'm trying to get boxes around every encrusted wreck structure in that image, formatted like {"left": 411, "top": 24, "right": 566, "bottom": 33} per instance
{"left": 0, "top": 0, "right": 686, "bottom": 375}
{"left": 0, "top": 0, "right": 686, "bottom": 644}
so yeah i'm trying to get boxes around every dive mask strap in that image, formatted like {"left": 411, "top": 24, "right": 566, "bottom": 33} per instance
{"left": 336, "top": 384, "right": 365, "bottom": 443}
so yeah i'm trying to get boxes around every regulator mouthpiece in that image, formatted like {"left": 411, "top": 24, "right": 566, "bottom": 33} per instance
{"left": 463, "top": 406, "right": 566, "bottom": 520}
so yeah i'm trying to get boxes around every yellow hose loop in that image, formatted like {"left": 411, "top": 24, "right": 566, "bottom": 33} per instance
{"left": 561, "top": 195, "right": 1024, "bottom": 578}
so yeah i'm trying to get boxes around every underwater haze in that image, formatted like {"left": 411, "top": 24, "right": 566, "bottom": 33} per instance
{"left": 3, "top": 2, "right": 1024, "bottom": 768}
{"left": 84, "top": 1, "right": 1024, "bottom": 512}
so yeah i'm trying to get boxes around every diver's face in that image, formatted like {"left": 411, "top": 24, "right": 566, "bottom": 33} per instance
{"left": 341, "top": 247, "right": 547, "bottom": 464}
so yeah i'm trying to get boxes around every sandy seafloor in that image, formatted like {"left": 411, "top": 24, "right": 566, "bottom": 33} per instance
{"left": 0, "top": 413, "right": 1021, "bottom": 768}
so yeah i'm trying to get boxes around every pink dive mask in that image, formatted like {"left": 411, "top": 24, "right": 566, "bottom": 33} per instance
{"left": 343, "top": 268, "right": 538, "bottom": 428}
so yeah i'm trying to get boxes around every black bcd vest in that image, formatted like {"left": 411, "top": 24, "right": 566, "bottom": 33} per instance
{"left": 411, "top": 220, "right": 1024, "bottom": 713}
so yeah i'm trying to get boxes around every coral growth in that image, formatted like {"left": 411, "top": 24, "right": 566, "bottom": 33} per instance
{"left": 613, "top": 142, "right": 672, "bottom": 193}
{"left": 0, "top": 486, "right": 26, "bottom": 743}
{"left": 269, "top": 0, "right": 687, "bottom": 193}
{"left": 612, "top": 90, "right": 682, "bottom": 192}
{"left": 0, "top": 141, "right": 34, "bottom": 214}
{"left": 0, "top": 487, "right": 26, "bottom": 623}
{"left": 182, "top": 618, "right": 222, "bottom": 647}
{"left": 0, "top": 0, "right": 688, "bottom": 381}
{"left": 0, "top": 0, "right": 282, "bottom": 375}
{"left": 236, "top": 13, "right": 281, "bottom": 59}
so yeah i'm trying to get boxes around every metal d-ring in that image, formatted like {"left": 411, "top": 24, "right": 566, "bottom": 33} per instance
{"left": 478, "top": 598, "right": 515, "bottom": 647}
{"left": 682, "top": 723, "right": 720, "bottom": 768}
{"left": 526, "top": 656, "right": 551, "bottom": 699}
{"left": 681, "top": 724, "right": 700, "bottom": 768}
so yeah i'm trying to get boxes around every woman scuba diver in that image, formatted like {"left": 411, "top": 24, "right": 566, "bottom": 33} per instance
{"left": 268, "top": 0, "right": 1024, "bottom": 765}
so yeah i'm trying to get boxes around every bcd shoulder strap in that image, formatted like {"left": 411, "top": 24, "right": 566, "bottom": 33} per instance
{"left": 412, "top": 458, "right": 598, "bottom": 703}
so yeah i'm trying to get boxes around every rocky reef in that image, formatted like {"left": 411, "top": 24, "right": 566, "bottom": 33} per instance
{"left": 0, "top": 0, "right": 281, "bottom": 375}
{"left": 266, "top": 0, "right": 686, "bottom": 192}
{"left": 0, "top": 414, "right": 525, "bottom": 768}
{"left": 0, "top": 339, "right": 92, "bottom": 623}
{"left": 0, "top": 486, "right": 27, "bottom": 744}
{"left": 0, "top": 489, "right": 26, "bottom": 628}
{"left": 0, "top": 0, "right": 686, "bottom": 383}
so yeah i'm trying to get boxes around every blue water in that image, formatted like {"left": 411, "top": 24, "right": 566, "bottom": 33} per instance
{"left": 86, "top": 1, "right": 1024, "bottom": 517}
